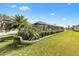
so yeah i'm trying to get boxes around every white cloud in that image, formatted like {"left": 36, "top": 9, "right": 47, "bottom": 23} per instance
{"left": 50, "top": 13, "right": 55, "bottom": 16}
{"left": 62, "top": 18, "right": 67, "bottom": 21}
{"left": 11, "top": 5, "right": 17, "bottom": 8}
{"left": 19, "top": 6, "right": 30, "bottom": 11}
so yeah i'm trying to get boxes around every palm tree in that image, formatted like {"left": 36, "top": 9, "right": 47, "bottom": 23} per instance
{"left": 5, "top": 15, "right": 28, "bottom": 30}
{"left": 9, "top": 15, "right": 40, "bottom": 42}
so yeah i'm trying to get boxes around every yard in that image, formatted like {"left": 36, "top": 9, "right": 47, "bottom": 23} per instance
{"left": 0, "top": 30, "right": 79, "bottom": 56}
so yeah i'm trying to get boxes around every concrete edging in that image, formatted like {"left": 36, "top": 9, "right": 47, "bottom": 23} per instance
{"left": 16, "top": 33, "right": 58, "bottom": 44}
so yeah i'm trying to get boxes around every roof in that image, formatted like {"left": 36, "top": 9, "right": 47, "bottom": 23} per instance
{"left": 34, "top": 21, "right": 48, "bottom": 25}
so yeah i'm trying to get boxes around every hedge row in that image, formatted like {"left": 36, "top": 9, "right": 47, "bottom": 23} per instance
{"left": 13, "top": 30, "right": 64, "bottom": 44}
{"left": 31, "top": 30, "right": 64, "bottom": 40}
{"left": 39, "top": 30, "right": 64, "bottom": 38}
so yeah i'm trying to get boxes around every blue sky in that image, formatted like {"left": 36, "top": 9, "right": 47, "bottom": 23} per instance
{"left": 0, "top": 3, "right": 79, "bottom": 27}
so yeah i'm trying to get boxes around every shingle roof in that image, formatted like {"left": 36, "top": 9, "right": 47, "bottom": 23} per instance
{"left": 34, "top": 21, "right": 47, "bottom": 25}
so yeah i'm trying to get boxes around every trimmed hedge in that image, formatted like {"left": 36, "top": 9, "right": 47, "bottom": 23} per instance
{"left": 39, "top": 30, "right": 64, "bottom": 38}
{"left": 14, "top": 30, "right": 64, "bottom": 44}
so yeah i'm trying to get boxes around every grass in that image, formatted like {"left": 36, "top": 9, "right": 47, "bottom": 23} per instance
{"left": 0, "top": 30, "right": 79, "bottom": 56}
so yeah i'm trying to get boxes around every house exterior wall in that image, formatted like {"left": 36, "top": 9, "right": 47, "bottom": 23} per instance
{"left": 73, "top": 26, "right": 79, "bottom": 31}
{"left": 33, "top": 22, "right": 64, "bottom": 31}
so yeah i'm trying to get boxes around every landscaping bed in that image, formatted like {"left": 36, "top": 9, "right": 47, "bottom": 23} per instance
{"left": 14, "top": 30, "right": 64, "bottom": 44}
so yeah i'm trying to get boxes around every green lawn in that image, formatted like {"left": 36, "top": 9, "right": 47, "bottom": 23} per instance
{"left": 0, "top": 30, "right": 79, "bottom": 56}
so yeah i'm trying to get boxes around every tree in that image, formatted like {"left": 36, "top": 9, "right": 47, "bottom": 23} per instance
{"left": 0, "top": 14, "right": 11, "bottom": 31}
{"left": 8, "top": 15, "right": 40, "bottom": 41}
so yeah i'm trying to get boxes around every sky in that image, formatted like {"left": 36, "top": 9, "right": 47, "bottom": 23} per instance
{"left": 0, "top": 3, "right": 79, "bottom": 27}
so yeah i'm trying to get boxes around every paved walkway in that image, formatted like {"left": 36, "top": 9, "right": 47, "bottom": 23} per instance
{"left": 0, "top": 30, "right": 18, "bottom": 38}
